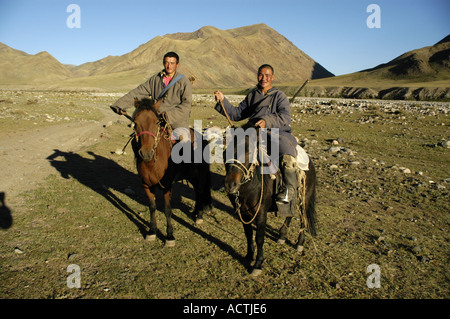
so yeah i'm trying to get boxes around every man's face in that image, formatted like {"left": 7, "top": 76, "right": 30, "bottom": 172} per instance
{"left": 163, "top": 57, "right": 179, "bottom": 76}
{"left": 257, "top": 67, "right": 274, "bottom": 91}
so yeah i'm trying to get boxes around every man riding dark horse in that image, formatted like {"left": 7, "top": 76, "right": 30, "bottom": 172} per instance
{"left": 214, "top": 64, "right": 299, "bottom": 208}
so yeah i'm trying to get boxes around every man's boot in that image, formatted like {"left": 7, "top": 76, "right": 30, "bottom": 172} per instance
{"left": 276, "top": 166, "right": 298, "bottom": 204}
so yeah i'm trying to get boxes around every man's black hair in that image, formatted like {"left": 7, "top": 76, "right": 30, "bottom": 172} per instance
{"left": 164, "top": 52, "right": 179, "bottom": 63}
{"left": 258, "top": 64, "right": 274, "bottom": 74}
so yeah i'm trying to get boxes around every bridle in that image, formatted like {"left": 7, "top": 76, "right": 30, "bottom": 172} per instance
{"left": 225, "top": 138, "right": 265, "bottom": 225}
{"left": 135, "top": 116, "right": 172, "bottom": 163}
{"left": 136, "top": 130, "right": 157, "bottom": 139}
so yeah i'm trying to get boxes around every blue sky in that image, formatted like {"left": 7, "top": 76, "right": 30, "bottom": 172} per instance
{"left": 0, "top": 0, "right": 448, "bottom": 75}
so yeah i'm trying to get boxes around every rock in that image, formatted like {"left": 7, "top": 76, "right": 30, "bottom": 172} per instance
{"left": 399, "top": 167, "right": 411, "bottom": 174}
{"left": 329, "top": 164, "right": 339, "bottom": 170}
{"left": 327, "top": 146, "right": 343, "bottom": 154}
{"left": 437, "top": 140, "right": 450, "bottom": 148}
{"left": 14, "top": 247, "right": 23, "bottom": 254}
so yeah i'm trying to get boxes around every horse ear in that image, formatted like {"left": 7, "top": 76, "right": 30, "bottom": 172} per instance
{"left": 134, "top": 97, "right": 139, "bottom": 107}
{"left": 153, "top": 99, "right": 162, "bottom": 112}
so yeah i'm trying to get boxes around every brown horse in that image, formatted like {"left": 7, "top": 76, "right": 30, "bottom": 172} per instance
{"left": 224, "top": 123, "right": 317, "bottom": 275}
{"left": 130, "top": 98, "right": 212, "bottom": 246}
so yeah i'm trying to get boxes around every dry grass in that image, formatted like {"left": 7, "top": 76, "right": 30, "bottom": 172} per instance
{"left": 0, "top": 91, "right": 448, "bottom": 300}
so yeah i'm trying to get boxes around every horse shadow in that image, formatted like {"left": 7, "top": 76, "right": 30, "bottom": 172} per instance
{"left": 0, "top": 192, "right": 13, "bottom": 230}
{"left": 46, "top": 149, "right": 248, "bottom": 268}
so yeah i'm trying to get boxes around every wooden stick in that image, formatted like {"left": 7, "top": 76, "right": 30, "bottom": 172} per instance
{"left": 289, "top": 79, "right": 309, "bottom": 103}
{"left": 219, "top": 100, "right": 234, "bottom": 127}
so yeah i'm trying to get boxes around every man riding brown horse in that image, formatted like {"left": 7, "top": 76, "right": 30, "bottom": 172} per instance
{"left": 111, "top": 51, "right": 191, "bottom": 133}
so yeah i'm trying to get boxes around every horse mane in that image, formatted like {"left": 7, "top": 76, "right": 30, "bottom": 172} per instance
{"left": 241, "top": 120, "right": 259, "bottom": 130}
{"left": 133, "top": 98, "right": 160, "bottom": 119}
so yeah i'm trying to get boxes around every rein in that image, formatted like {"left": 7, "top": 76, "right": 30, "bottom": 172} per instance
{"left": 226, "top": 146, "right": 265, "bottom": 225}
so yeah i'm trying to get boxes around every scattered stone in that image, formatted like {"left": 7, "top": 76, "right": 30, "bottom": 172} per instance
{"left": 437, "top": 140, "right": 450, "bottom": 148}
{"left": 399, "top": 167, "right": 411, "bottom": 174}
{"left": 327, "top": 146, "right": 342, "bottom": 154}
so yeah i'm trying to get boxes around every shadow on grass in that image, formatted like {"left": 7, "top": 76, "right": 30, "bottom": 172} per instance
{"left": 47, "top": 149, "right": 249, "bottom": 269}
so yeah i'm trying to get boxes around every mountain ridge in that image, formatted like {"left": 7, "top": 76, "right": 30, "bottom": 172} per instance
{"left": 0, "top": 24, "right": 334, "bottom": 89}
{"left": 0, "top": 25, "right": 448, "bottom": 98}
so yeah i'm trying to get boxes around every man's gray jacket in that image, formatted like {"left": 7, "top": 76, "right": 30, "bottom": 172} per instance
{"left": 215, "top": 87, "right": 297, "bottom": 157}
{"left": 112, "top": 70, "right": 192, "bottom": 129}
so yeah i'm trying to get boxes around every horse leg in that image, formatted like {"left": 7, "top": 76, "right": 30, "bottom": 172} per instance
{"left": 296, "top": 230, "right": 306, "bottom": 254}
{"left": 192, "top": 163, "right": 212, "bottom": 226}
{"left": 243, "top": 223, "right": 254, "bottom": 261}
{"left": 251, "top": 213, "right": 267, "bottom": 276}
{"left": 144, "top": 186, "right": 157, "bottom": 241}
{"left": 163, "top": 189, "right": 175, "bottom": 247}
{"left": 296, "top": 213, "right": 307, "bottom": 254}
{"left": 278, "top": 217, "right": 293, "bottom": 244}
{"left": 193, "top": 183, "right": 204, "bottom": 225}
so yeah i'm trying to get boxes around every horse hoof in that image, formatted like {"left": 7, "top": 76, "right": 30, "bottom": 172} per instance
{"left": 165, "top": 240, "right": 176, "bottom": 247}
{"left": 146, "top": 234, "right": 156, "bottom": 241}
{"left": 297, "top": 245, "right": 304, "bottom": 253}
{"left": 250, "top": 268, "right": 262, "bottom": 277}
{"left": 277, "top": 238, "right": 286, "bottom": 245}
{"left": 195, "top": 218, "right": 203, "bottom": 226}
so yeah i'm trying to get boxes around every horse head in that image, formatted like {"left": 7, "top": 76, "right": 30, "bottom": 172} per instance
{"left": 223, "top": 122, "right": 260, "bottom": 194}
{"left": 132, "top": 97, "right": 167, "bottom": 162}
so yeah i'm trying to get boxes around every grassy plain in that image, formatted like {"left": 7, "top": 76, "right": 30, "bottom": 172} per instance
{"left": 0, "top": 91, "right": 448, "bottom": 299}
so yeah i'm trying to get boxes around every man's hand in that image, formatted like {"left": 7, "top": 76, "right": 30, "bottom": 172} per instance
{"left": 110, "top": 105, "right": 124, "bottom": 115}
{"left": 255, "top": 119, "right": 266, "bottom": 128}
{"left": 214, "top": 91, "right": 224, "bottom": 103}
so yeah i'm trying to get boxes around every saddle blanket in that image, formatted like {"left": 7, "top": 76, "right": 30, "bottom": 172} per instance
{"left": 296, "top": 145, "right": 309, "bottom": 171}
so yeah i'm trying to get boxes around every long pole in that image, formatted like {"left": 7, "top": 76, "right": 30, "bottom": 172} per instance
{"left": 289, "top": 79, "right": 309, "bottom": 103}
{"left": 219, "top": 100, "right": 234, "bottom": 127}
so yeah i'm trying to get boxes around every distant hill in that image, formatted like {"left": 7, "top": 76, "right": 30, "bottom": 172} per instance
{"left": 1, "top": 26, "right": 448, "bottom": 101}
{"left": 65, "top": 23, "right": 334, "bottom": 90}
{"left": 0, "top": 43, "right": 73, "bottom": 85}
{"left": 300, "top": 35, "right": 450, "bottom": 100}
{"left": 0, "top": 24, "right": 334, "bottom": 90}
{"left": 362, "top": 35, "right": 450, "bottom": 80}
{"left": 308, "top": 35, "right": 450, "bottom": 88}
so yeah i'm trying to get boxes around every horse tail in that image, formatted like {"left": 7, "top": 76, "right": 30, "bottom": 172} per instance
{"left": 305, "top": 181, "right": 317, "bottom": 236}
{"left": 298, "top": 161, "right": 317, "bottom": 236}
{"left": 305, "top": 161, "right": 317, "bottom": 236}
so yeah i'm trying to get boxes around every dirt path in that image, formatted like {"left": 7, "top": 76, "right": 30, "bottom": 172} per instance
{"left": 0, "top": 108, "right": 118, "bottom": 201}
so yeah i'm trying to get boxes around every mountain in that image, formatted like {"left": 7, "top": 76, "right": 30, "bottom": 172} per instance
{"left": 0, "top": 43, "right": 73, "bottom": 85}
{"left": 362, "top": 35, "right": 450, "bottom": 79}
{"left": 310, "top": 35, "right": 450, "bottom": 88}
{"left": 0, "top": 24, "right": 334, "bottom": 89}
{"left": 302, "top": 34, "right": 450, "bottom": 100}
{"left": 66, "top": 23, "right": 334, "bottom": 89}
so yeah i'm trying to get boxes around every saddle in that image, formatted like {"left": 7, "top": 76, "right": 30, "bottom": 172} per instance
{"left": 270, "top": 145, "right": 309, "bottom": 217}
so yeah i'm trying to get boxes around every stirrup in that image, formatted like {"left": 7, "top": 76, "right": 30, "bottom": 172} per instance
{"left": 276, "top": 189, "right": 290, "bottom": 204}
